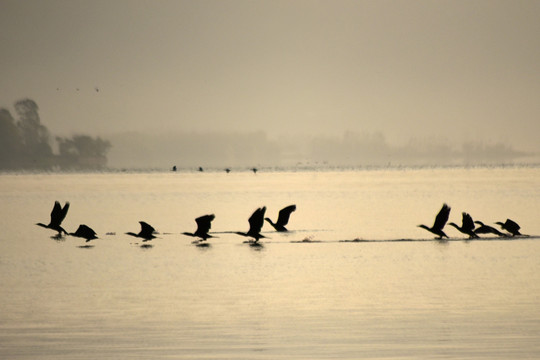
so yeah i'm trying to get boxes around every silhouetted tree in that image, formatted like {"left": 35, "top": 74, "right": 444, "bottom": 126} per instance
{"left": 0, "top": 109, "right": 24, "bottom": 168}
{"left": 56, "top": 135, "right": 112, "bottom": 169}
{"left": 14, "top": 99, "right": 54, "bottom": 167}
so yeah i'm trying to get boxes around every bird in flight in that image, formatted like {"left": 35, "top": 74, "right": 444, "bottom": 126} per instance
{"left": 236, "top": 207, "right": 266, "bottom": 244}
{"left": 495, "top": 219, "right": 522, "bottom": 236}
{"left": 183, "top": 214, "right": 215, "bottom": 243}
{"left": 126, "top": 221, "right": 157, "bottom": 241}
{"left": 417, "top": 203, "right": 451, "bottom": 239}
{"left": 70, "top": 224, "right": 98, "bottom": 242}
{"left": 474, "top": 221, "right": 506, "bottom": 237}
{"left": 36, "top": 201, "right": 70, "bottom": 238}
{"left": 265, "top": 205, "right": 296, "bottom": 232}
{"left": 448, "top": 212, "right": 479, "bottom": 239}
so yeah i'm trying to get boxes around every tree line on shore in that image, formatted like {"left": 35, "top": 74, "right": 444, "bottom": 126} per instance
{"left": 0, "top": 99, "right": 111, "bottom": 170}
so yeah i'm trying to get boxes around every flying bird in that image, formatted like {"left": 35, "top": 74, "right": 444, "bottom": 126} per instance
{"left": 126, "top": 221, "right": 157, "bottom": 241}
{"left": 474, "top": 221, "right": 506, "bottom": 237}
{"left": 36, "top": 201, "right": 70, "bottom": 236}
{"left": 417, "top": 203, "right": 451, "bottom": 239}
{"left": 236, "top": 207, "right": 266, "bottom": 243}
{"left": 448, "top": 212, "right": 479, "bottom": 239}
{"left": 265, "top": 205, "right": 296, "bottom": 232}
{"left": 69, "top": 224, "right": 98, "bottom": 242}
{"left": 183, "top": 214, "right": 215, "bottom": 242}
{"left": 495, "top": 219, "right": 522, "bottom": 236}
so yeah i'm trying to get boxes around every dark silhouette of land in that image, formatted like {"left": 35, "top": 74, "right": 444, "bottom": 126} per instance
{"left": 0, "top": 99, "right": 111, "bottom": 170}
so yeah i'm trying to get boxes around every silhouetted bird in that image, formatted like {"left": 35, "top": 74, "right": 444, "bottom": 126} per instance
{"left": 183, "top": 214, "right": 215, "bottom": 242}
{"left": 225, "top": 168, "right": 231, "bottom": 173}
{"left": 172, "top": 165, "right": 177, "bottom": 172}
{"left": 236, "top": 207, "right": 266, "bottom": 243}
{"left": 495, "top": 219, "right": 522, "bottom": 236}
{"left": 198, "top": 167, "right": 204, "bottom": 172}
{"left": 252, "top": 168, "right": 258, "bottom": 174}
{"left": 70, "top": 224, "right": 98, "bottom": 242}
{"left": 36, "top": 201, "right": 70, "bottom": 236}
{"left": 265, "top": 205, "right": 296, "bottom": 232}
{"left": 474, "top": 221, "right": 506, "bottom": 237}
{"left": 126, "top": 221, "right": 157, "bottom": 241}
{"left": 448, "top": 212, "right": 479, "bottom": 239}
{"left": 418, "top": 203, "right": 451, "bottom": 239}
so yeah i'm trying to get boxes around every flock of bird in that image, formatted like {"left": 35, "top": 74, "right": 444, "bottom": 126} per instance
{"left": 36, "top": 201, "right": 525, "bottom": 247}
{"left": 36, "top": 201, "right": 297, "bottom": 246}
{"left": 417, "top": 203, "right": 524, "bottom": 239}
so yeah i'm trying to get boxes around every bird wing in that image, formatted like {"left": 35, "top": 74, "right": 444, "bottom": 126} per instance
{"left": 462, "top": 212, "right": 475, "bottom": 232}
{"left": 195, "top": 214, "right": 215, "bottom": 235}
{"left": 276, "top": 205, "right": 296, "bottom": 226}
{"left": 248, "top": 207, "right": 266, "bottom": 233}
{"left": 50, "top": 201, "right": 69, "bottom": 226}
{"left": 50, "top": 201, "right": 61, "bottom": 224}
{"left": 506, "top": 219, "right": 520, "bottom": 231}
{"left": 433, "top": 204, "right": 450, "bottom": 230}
{"left": 139, "top": 221, "right": 156, "bottom": 236}
{"left": 74, "top": 224, "right": 97, "bottom": 237}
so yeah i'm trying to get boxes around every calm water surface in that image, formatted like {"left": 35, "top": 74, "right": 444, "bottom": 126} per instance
{"left": 1, "top": 167, "right": 540, "bottom": 359}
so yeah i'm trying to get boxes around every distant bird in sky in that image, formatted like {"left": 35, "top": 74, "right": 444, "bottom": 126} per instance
{"left": 418, "top": 203, "right": 451, "bottom": 239}
{"left": 474, "top": 221, "right": 506, "bottom": 237}
{"left": 265, "top": 205, "right": 296, "bottom": 232}
{"left": 70, "top": 224, "right": 98, "bottom": 242}
{"left": 495, "top": 219, "right": 522, "bottom": 236}
{"left": 448, "top": 212, "right": 479, "bottom": 239}
{"left": 236, "top": 206, "right": 266, "bottom": 243}
{"left": 183, "top": 214, "right": 215, "bottom": 242}
{"left": 36, "top": 201, "right": 70, "bottom": 237}
{"left": 95, "top": 87, "right": 99, "bottom": 92}
{"left": 126, "top": 221, "right": 157, "bottom": 241}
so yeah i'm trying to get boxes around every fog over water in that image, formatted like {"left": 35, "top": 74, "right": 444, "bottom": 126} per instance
{"left": 1, "top": 0, "right": 539, "bottom": 169}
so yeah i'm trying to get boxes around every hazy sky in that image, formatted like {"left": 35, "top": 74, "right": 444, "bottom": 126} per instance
{"left": 1, "top": 0, "right": 539, "bottom": 150}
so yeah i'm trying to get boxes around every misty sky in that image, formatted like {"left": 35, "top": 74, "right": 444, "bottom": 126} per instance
{"left": 1, "top": 0, "right": 539, "bottom": 151}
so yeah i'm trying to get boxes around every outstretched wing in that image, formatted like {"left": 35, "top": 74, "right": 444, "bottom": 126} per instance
{"left": 248, "top": 207, "right": 266, "bottom": 234}
{"left": 50, "top": 201, "right": 70, "bottom": 226}
{"left": 195, "top": 214, "right": 215, "bottom": 235}
{"left": 433, "top": 203, "right": 450, "bottom": 231}
{"left": 139, "top": 221, "right": 156, "bottom": 237}
{"left": 505, "top": 219, "right": 520, "bottom": 231}
{"left": 462, "top": 212, "right": 475, "bottom": 232}
{"left": 276, "top": 205, "right": 296, "bottom": 227}
{"left": 74, "top": 224, "right": 97, "bottom": 238}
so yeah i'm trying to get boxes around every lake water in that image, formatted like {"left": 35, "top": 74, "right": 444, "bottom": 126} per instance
{"left": 1, "top": 166, "right": 540, "bottom": 359}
